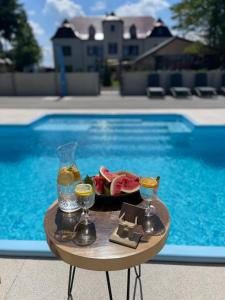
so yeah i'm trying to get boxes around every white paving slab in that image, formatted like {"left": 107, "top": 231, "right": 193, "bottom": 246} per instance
{"left": 0, "top": 258, "right": 25, "bottom": 300}
{"left": 0, "top": 95, "right": 225, "bottom": 110}
{"left": 0, "top": 108, "right": 225, "bottom": 126}
{"left": 1, "top": 258, "right": 225, "bottom": 300}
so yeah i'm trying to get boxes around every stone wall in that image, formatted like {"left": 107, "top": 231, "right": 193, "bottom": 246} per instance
{"left": 0, "top": 72, "right": 100, "bottom": 96}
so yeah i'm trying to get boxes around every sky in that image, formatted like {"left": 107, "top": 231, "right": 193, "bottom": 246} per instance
{"left": 20, "top": 0, "right": 179, "bottom": 67}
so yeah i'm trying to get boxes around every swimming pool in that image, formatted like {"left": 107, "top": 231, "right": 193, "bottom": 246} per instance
{"left": 1, "top": 114, "right": 225, "bottom": 260}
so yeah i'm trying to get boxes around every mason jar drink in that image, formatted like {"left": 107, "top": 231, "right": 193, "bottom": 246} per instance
{"left": 57, "top": 142, "right": 81, "bottom": 212}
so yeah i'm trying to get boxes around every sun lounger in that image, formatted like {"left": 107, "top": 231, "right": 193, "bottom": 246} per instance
{"left": 221, "top": 73, "right": 225, "bottom": 95}
{"left": 146, "top": 73, "right": 165, "bottom": 98}
{"left": 170, "top": 73, "right": 191, "bottom": 97}
{"left": 194, "top": 73, "right": 217, "bottom": 97}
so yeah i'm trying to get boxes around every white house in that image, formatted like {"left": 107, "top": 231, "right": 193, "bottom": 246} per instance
{"left": 51, "top": 13, "right": 172, "bottom": 73}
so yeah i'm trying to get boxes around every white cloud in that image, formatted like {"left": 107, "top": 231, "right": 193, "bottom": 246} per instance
{"left": 171, "top": 29, "right": 178, "bottom": 36}
{"left": 185, "top": 31, "right": 206, "bottom": 43}
{"left": 0, "top": 37, "right": 13, "bottom": 51}
{"left": 54, "top": 21, "right": 60, "bottom": 27}
{"left": 42, "top": 44, "right": 54, "bottom": 67}
{"left": 29, "top": 20, "right": 45, "bottom": 36}
{"left": 28, "top": 10, "right": 36, "bottom": 16}
{"left": 91, "top": 1, "right": 106, "bottom": 12}
{"left": 43, "top": 0, "right": 84, "bottom": 18}
{"left": 115, "top": 0, "right": 169, "bottom": 17}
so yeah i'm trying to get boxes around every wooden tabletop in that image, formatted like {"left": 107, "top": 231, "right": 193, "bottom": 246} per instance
{"left": 44, "top": 199, "right": 170, "bottom": 271}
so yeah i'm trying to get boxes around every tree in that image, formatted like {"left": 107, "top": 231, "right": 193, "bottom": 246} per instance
{"left": 10, "top": 10, "right": 42, "bottom": 71}
{"left": 0, "top": 0, "right": 21, "bottom": 41}
{"left": 171, "top": 0, "right": 225, "bottom": 66}
{"left": 0, "top": 0, "right": 42, "bottom": 70}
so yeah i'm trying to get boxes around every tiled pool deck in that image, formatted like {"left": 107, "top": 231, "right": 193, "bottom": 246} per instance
{"left": 1, "top": 258, "right": 225, "bottom": 300}
{"left": 1, "top": 96, "right": 225, "bottom": 299}
{"left": 1, "top": 107, "right": 225, "bottom": 126}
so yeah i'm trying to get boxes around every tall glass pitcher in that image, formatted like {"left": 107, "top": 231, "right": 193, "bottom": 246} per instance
{"left": 57, "top": 142, "right": 81, "bottom": 212}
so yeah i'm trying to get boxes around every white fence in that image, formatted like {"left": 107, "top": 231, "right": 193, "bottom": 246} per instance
{"left": 0, "top": 72, "right": 100, "bottom": 96}
{"left": 121, "top": 70, "right": 225, "bottom": 95}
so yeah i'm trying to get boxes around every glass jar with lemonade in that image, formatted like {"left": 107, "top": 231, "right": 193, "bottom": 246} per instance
{"left": 57, "top": 142, "right": 81, "bottom": 212}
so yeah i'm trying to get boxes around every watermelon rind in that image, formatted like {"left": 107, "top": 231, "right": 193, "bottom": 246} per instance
{"left": 110, "top": 174, "right": 140, "bottom": 196}
{"left": 121, "top": 184, "right": 140, "bottom": 194}
{"left": 110, "top": 174, "right": 126, "bottom": 196}
{"left": 121, "top": 176, "right": 140, "bottom": 193}
{"left": 99, "top": 166, "right": 117, "bottom": 183}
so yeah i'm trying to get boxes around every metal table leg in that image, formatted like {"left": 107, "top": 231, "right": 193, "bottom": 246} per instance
{"left": 127, "top": 268, "right": 131, "bottom": 300}
{"left": 133, "top": 265, "right": 143, "bottom": 300}
{"left": 106, "top": 271, "right": 113, "bottom": 300}
{"left": 68, "top": 266, "right": 76, "bottom": 300}
{"left": 66, "top": 265, "right": 143, "bottom": 300}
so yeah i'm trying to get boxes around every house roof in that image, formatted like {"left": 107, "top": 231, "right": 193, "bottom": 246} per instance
{"left": 53, "top": 16, "right": 156, "bottom": 40}
{"left": 134, "top": 36, "right": 192, "bottom": 63}
{"left": 149, "top": 18, "right": 172, "bottom": 38}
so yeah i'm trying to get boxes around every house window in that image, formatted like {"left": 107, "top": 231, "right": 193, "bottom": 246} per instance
{"left": 123, "top": 45, "right": 139, "bottom": 56}
{"left": 98, "top": 46, "right": 103, "bottom": 58}
{"left": 87, "top": 46, "right": 103, "bottom": 57}
{"left": 129, "top": 25, "right": 137, "bottom": 39}
{"left": 108, "top": 43, "right": 117, "bottom": 54}
{"left": 87, "top": 46, "right": 98, "bottom": 56}
{"left": 87, "top": 46, "right": 95, "bottom": 56}
{"left": 89, "top": 25, "right": 95, "bottom": 39}
{"left": 65, "top": 65, "right": 73, "bottom": 72}
{"left": 110, "top": 25, "right": 115, "bottom": 32}
{"left": 62, "top": 46, "right": 72, "bottom": 56}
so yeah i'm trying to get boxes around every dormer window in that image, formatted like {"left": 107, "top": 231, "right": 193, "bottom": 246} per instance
{"left": 89, "top": 25, "right": 96, "bottom": 40}
{"left": 110, "top": 24, "right": 115, "bottom": 32}
{"left": 130, "top": 25, "right": 137, "bottom": 39}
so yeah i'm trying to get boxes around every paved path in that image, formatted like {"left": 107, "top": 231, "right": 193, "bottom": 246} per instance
{"left": 1, "top": 108, "right": 225, "bottom": 126}
{"left": 1, "top": 258, "right": 225, "bottom": 300}
{"left": 0, "top": 94, "right": 225, "bottom": 109}
{"left": 1, "top": 95, "right": 225, "bottom": 126}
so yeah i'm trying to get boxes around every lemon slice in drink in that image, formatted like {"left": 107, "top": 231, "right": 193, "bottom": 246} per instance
{"left": 58, "top": 167, "right": 75, "bottom": 186}
{"left": 75, "top": 184, "right": 93, "bottom": 197}
{"left": 139, "top": 177, "right": 158, "bottom": 188}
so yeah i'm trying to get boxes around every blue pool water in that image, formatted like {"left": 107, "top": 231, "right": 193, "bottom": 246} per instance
{"left": 1, "top": 114, "right": 225, "bottom": 246}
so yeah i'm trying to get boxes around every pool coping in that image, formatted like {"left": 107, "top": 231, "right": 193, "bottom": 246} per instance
{"left": 0, "top": 240, "right": 225, "bottom": 263}
{"left": 1, "top": 111, "right": 225, "bottom": 263}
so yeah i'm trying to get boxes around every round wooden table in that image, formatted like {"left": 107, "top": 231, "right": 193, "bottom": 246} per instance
{"left": 44, "top": 199, "right": 170, "bottom": 300}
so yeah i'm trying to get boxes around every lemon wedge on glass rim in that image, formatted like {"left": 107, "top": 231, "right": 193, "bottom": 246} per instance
{"left": 139, "top": 177, "right": 158, "bottom": 188}
{"left": 75, "top": 183, "right": 93, "bottom": 197}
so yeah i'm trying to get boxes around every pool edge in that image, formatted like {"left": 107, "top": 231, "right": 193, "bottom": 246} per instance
{"left": 0, "top": 240, "right": 225, "bottom": 263}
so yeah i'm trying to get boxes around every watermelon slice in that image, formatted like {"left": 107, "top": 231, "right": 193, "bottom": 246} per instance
{"left": 110, "top": 174, "right": 140, "bottom": 196}
{"left": 110, "top": 175, "right": 126, "bottom": 196}
{"left": 121, "top": 176, "right": 140, "bottom": 193}
{"left": 99, "top": 166, "right": 118, "bottom": 183}
{"left": 116, "top": 171, "right": 139, "bottom": 181}
{"left": 93, "top": 175, "right": 104, "bottom": 195}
